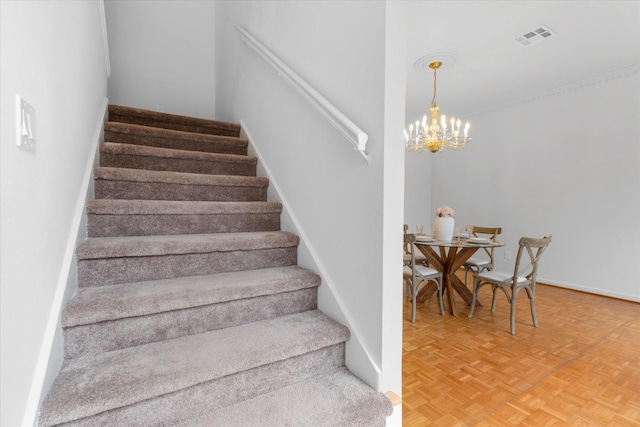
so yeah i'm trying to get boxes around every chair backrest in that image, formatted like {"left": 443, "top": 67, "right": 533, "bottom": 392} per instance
{"left": 403, "top": 232, "right": 418, "bottom": 286}
{"left": 403, "top": 224, "right": 411, "bottom": 255}
{"left": 404, "top": 232, "right": 417, "bottom": 266}
{"left": 513, "top": 235, "right": 552, "bottom": 284}
{"left": 472, "top": 226, "right": 502, "bottom": 262}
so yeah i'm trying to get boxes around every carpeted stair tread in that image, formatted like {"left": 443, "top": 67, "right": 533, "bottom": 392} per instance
{"left": 76, "top": 231, "right": 299, "bottom": 260}
{"left": 181, "top": 367, "right": 393, "bottom": 427}
{"left": 54, "top": 346, "right": 345, "bottom": 427}
{"left": 87, "top": 199, "right": 282, "bottom": 215}
{"left": 94, "top": 167, "right": 268, "bottom": 202}
{"left": 108, "top": 104, "right": 241, "bottom": 137}
{"left": 62, "top": 267, "right": 320, "bottom": 358}
{"left": 87, "top": 199, "right": 283, "bottom": 237}
{"left": 62, "top": 266, "right": 320, "bottom": 327}
{"left": 87, "top": 203, "right": 282, "bottom": 237}
{"left": 94, "top": 166, "right": 269, "bottom": 188}
{"left": 39, "top": 310, "right": 350, "bottom": 426}
{"left": 63, "top": 289, "right": 318, "bottom": 359}
{"left": 104, "top": 121, "right": 247, "bottom": 155}
{"left": 100, "top": 141, "right": 256, "bottom": 165}
{"left": 100, "top": 142, "right": 257, "bottom": 176}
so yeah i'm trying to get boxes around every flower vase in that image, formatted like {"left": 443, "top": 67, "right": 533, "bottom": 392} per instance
{"left": 434, "top": 216, "right": 455, "bottom": 242}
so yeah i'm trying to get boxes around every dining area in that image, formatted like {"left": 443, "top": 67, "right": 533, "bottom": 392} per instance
{"left": 398, "top": 7, "right": 638, "bottom": 423}
{"left": 402, "top": 206, "right": 552, "bottom": 335}
{"left": 401, "top": 264, "right": 640, "bottom": 426}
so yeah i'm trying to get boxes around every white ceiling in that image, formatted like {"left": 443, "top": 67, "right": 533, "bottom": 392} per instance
{"left": 404, "top": 1, "right": 640, "bottom": 121}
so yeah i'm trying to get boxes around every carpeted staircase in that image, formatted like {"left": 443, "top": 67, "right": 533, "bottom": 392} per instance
{"left": 37, "top": 105, "right": 392, "bottom": 426}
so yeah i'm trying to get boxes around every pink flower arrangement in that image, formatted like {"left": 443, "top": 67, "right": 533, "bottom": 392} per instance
{"left": 436, "top": 205, "right": 455, "bottom": 217}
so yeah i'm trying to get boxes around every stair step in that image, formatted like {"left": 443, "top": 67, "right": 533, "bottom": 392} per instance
{"left": 38, "top": 105, "right": 391, "bottom": 426}
{"left": 62, "top": 266, "right": 320, "bottom": 358}
{"left": 77, "top": 231, "right": 299, "bottom": 286}
{"left": 100, "top": 142, "right": 257, "bottom": 176}
{"left": 46, "top": 346, "right": 346, "bottom": 427}
{"left": 104, "top": 121, "right": 247, "bottom": 155}
{"left": 87, "top": 199, "right": 282, "bottom": 236}
{"left": 108, "top": 104, "right": 241, "bottom": 137}
{"left": 93, "top": 167, "right": 268, "bottom": 201}
{"left": 181, "top": 367, "right": 393, "bottom": 427}
{"left": 39, "top": 310, "right": 350, "bottom": 427}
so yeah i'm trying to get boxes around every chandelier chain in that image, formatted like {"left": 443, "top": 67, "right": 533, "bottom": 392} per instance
{"left": 432, "top": 66, "right": 437, "bottom": 106}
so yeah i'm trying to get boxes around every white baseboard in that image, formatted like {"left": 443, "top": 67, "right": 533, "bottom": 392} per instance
{"left": 21, "top": 98, "right": 108, "bottom": 427}
{"left": 538, "top": 277, "right": 640, "bottom": 303}
{"left": 239, "top": 120, "right": 382, "bottom": 390}
{"left": 385, "top": 403, "right": 402, "bottom": 427}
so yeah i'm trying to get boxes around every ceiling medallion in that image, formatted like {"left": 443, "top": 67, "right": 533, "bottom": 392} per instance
{"left": 413, "top": 52, "right": 458, "bottom": 73}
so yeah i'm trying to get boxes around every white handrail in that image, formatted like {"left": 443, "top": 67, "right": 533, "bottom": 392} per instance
{"left": 236, "top": 26, "right": 370, "bottom": 165}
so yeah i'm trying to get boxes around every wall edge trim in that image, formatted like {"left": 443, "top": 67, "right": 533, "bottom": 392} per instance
{"left": 239, "top": 120, "right": 382, "bottom": 389}
{"left": 21, "top": 98, "right": 108, "bottom": 427}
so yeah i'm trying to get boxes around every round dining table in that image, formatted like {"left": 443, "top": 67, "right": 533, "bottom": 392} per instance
{"left": 413, "top": 236, "right": 506, "bottom": 316}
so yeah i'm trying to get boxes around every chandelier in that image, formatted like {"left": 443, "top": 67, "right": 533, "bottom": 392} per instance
{"left": 404, "top": 61, "right": 471, "bottom": 153}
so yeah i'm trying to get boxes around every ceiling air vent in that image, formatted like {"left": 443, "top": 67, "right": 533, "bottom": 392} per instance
{"left": 514, "top": 25, "right": 555, "bottom": 47}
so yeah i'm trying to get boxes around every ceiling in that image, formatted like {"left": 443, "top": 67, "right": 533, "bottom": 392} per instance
{"left": 404, "top": 1, "right": 640, "bottom": 121}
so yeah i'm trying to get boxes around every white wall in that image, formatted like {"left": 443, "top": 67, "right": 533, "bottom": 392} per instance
{"left": 404, "top": 151, "right": 433, "bottom": 233}
{"left": 104, "top": 0, "right": 216, "bottom": 119}
{"left": 381, "top": 3, "right": 407, "bottom": 420}
{"left": 427, "top": 67, "right": 640, "bottom": 301}
{"left": 0, "top": 1, "right": 109, "bottom": 426}
{"left": 215, "top": 0, "right": 403, "bottom": 397}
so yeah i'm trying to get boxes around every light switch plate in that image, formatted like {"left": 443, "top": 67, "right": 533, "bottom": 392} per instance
{"left": 16, "top": 94, "right": 36, "bottom": 152}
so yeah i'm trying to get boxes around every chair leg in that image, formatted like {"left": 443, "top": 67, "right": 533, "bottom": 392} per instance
{"left": 436, "top": 278, "right": 445, "bottom": 316}
{"left": 404, "top": 278, "right": 411, "bottom": 298}
{"left": 411, "top": 281, "right": 418, "bottom": 323}
{"left": 510, "top": 287, "right": 523, "bottom": 335}
{"left": 490, "top": 285, "right": 498, "bottom": 312}
{"left": 468, "top": 279, "right": 479, "bottom": 318}
{"left": 526, "top": 286, "right": 538, "bottom": 328}
{"left": 464, "top": 266, "right": 479, "bottom": 288}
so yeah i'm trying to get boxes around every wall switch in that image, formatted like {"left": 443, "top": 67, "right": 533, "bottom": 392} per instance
{"left": 504, "top": 250, "right": 512, "bottom": 260}
{"left": 16, "top": 94, "right": 36, "bottom": 153}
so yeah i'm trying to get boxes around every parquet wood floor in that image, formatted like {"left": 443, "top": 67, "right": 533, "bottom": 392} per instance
{"left": 402, "top": 271, "right": 640, "bottom": 426}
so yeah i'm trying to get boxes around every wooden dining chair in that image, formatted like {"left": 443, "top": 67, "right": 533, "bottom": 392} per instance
{"left": 463, "top": 226, "right": 502, "bottom": 288}
{"left": 468, "top": 235, "right": 552, "bottom": 334}
{"left": 403, "top": 233, "right": 444, "bottom": 322}
{"left": 403, "top": 224, "right": 428, "bottom": 267}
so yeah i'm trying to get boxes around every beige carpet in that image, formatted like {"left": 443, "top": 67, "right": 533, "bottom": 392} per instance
{"left": 38, "top": 104, "right": 392, "bottom": 426}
